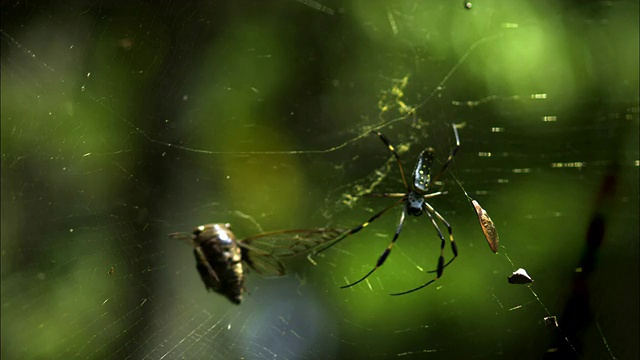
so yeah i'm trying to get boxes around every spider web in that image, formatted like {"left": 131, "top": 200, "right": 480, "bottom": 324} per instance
{"left": 2, "top": 1, "right": 638, "bottom": 359}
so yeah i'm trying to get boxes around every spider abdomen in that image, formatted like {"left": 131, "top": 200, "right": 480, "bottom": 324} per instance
{"left": 412, "top": 148, "right": 436, "bottom": 194}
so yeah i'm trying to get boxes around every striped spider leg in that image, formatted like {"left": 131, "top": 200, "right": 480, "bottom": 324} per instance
{"left": 317, "top": 124, "right": 461, "bottom": 295}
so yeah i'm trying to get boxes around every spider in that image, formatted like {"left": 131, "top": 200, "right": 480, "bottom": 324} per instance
{"left": 316, "top": 124, "right": 460, "bottom": 295}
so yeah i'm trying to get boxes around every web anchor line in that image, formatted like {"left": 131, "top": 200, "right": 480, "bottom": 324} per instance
{"left": 81, "top": 34, "right": 504, "bottom": 156}
{"left": 452, "top": 173, "right": 585, "bottom": 360}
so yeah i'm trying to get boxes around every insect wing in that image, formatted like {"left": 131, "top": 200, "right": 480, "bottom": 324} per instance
{"left": 240, "top": 246, "right": 286, "bottom": 277}
{"left": 471, "top": 200, "right": 500, "bottom": 253}
{"left": 239, "top": 228, "right": 344, "bottom": 277}
{"left": 240, "top": 228, "right": 344, "bottom": 258}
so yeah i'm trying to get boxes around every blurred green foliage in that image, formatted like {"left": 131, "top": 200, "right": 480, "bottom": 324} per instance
{"left": 1, "top": 0, "right": 638, "bottom": 359}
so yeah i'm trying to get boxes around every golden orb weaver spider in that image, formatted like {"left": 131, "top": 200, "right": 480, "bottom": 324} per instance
{"left": 316, "top": 124, "right": 461, "bottom": 295}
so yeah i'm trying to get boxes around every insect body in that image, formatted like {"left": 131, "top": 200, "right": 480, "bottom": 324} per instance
{"left": 316, "top": 124, "right": 461, "bottom": 295}
{"left": 452, "top": 175, "right": 500, "bottom": 253}
{"left": 471, "top": 199, "right": 499, "bottom": 253}
{"left": 169, "top": 223, "right": 342, "bottom": 304}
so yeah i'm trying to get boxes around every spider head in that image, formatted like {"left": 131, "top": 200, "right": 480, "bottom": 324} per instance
{"left": 412, "top": 147, "right": 435, "bottom": 194}
{"left": 407, "top": 191, "right": 425, "bottom": 216}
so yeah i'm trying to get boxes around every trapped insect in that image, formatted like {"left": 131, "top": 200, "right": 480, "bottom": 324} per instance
{"left": 452, "top": 175, "right": 500, "bottom": 254}
{"left": 316, "top": 124, "right": 461, "bottom": 295}
{"left": 169, "top": 223, "right": 343, "bottom": 304}
{"left": 471, "top": 199, "right": 499, "bottom": 253}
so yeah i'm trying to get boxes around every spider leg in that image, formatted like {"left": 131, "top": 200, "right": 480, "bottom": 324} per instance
{"left": 422, "top": 202, "right": 458, "bottom": 273}
{"left": 428, "top": 123, "right": 460, "bottom": 186}
{"left": 341, "top": 206, "right": 407, "bottom": 288}
{"left": 423, "top": 191, "right": 445, "bottom": 199}
{"left": 365, "top": 192, "right": 406, "bottom": 198}
{"left": 390, "top": 205, "right": 446, "bottom": 296}
{"left": 315, "top": 198, "right": 405, "bottom": 254}
{"left": 372, "top": 131, "right": 409, "bottom": 190}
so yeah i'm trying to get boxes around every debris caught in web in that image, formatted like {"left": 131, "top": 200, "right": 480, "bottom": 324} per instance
{"left": 508, "top": 268, "right": 533, "bottom": 285}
